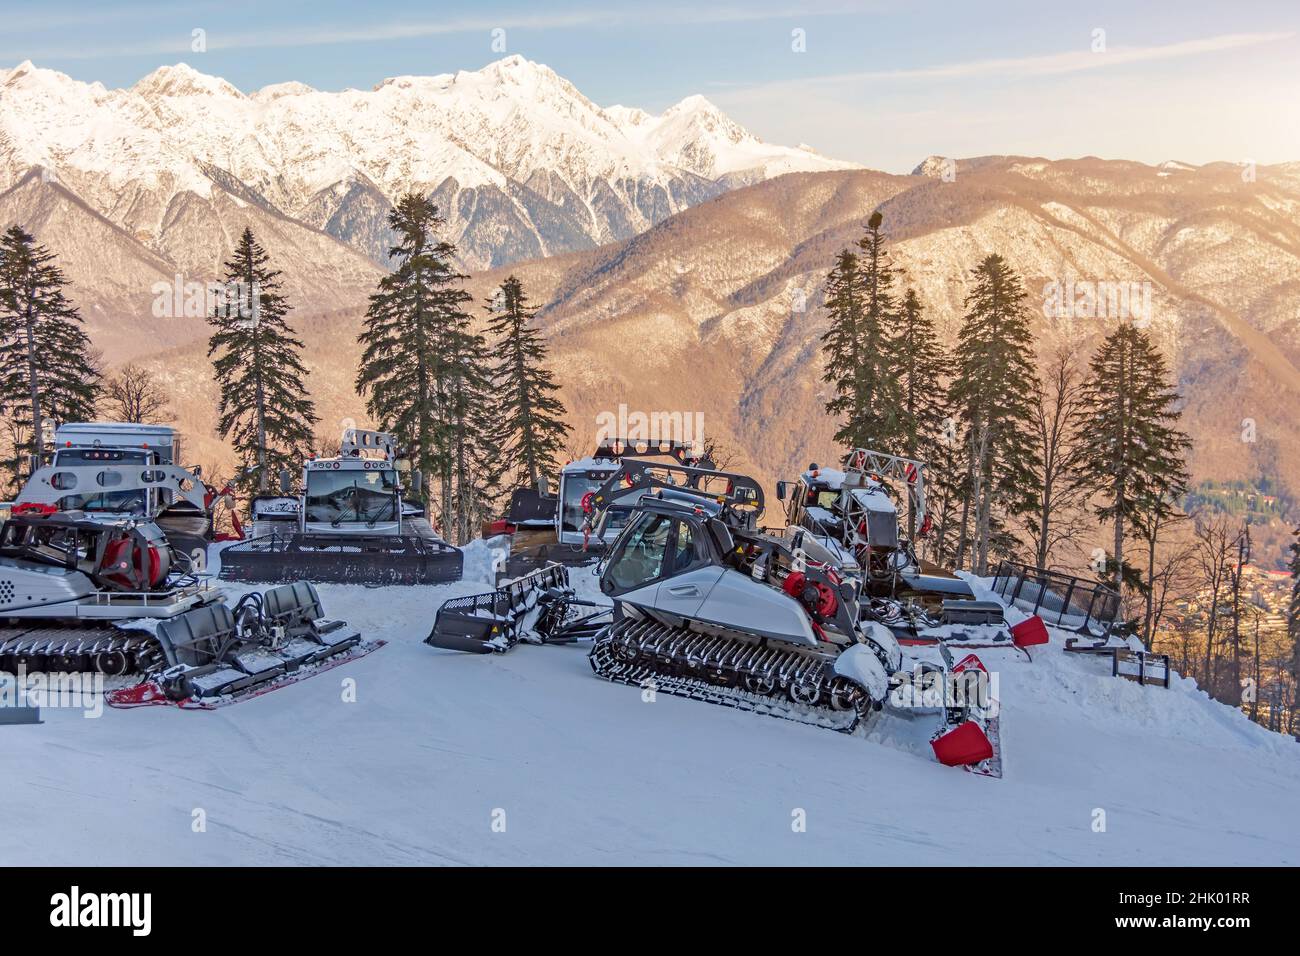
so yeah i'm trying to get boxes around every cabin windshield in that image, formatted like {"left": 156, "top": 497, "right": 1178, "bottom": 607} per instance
{"left": 560, "top": 472, "right": 630, "bottom": 534}
{"left": 58, "top": 489, "right": 151, "bottom": 516}
{"left": 304, "top": 468, "right": 398, "bottom": 525}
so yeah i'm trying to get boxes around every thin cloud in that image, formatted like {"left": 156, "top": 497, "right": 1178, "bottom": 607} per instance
{"left": 0, "top": 3, "right": 877, "bottom": 62}
{"left": 860, "top": 31, "right": 1295, "bottom": 80}
{"left": 715, "top": 30, "right": 1295, "bottom": 98}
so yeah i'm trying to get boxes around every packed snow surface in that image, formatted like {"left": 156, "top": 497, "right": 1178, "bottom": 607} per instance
{"left": 2, "top": 540, "right": 1297, "bottom": 866}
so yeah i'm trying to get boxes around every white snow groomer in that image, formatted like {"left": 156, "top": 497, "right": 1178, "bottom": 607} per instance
{"left": 13, "top": 422, "right": 241, "bottom": 571}
{"left": 778, "top": 448, "right": 1007, "bottom": 636}
{"left": 777, "top": 448, "right": 929, "bottom": 586}
{"left": 426, "top": 457, "right": 746, "bottom": 656}
{"left": 429, "top": 460, "right": 1000, "bottom": 773}
{"left": 0, "top": 510, "right": 373, "bottom": 707}
{"left": 491, "top": 440, "right": 711, "bottom": 580}
{"left": 219, "top": 428, "right": 462, "bottom": 586}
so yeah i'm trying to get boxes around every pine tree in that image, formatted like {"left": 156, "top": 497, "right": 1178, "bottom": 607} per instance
{"left": 486, "top": 275, "right": 570, "bottom": 492}
{"left": 207, "top": 227, "right": 318, "bottom": 496}
{"left": 821, "top": 211, "right": 903, "bottom": 454}
{"left": 947, "top": 254, "right": 1041, "bottom": 574}
{"left": 1078, "top": 323, "right": 1190, "bottom": 603}
{"left": 356, "top": 194, "right": 489, "bottom": 543}
{"left": 0, "top": 225, "right": 99, "bottom": 471}
{"left": 893, "top": 286, "right": 948, "bottom": 535}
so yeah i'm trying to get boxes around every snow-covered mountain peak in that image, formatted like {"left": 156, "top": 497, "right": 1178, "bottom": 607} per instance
{"left": 449, "top": 55, "right": 597, "bottom": 117}
{"left": 912, "top": 155, "right": 956, "bottom": 177}
{"left": 2, "top": 60, "right": 34, "bottom": 83}
{"left": 133, "top": 63, "right": 245, "bottom": 101}
{"left": 0, "top": 56, "right": 858, "bottom": 270}
{"left": 253, "top": 80, "right": 317, "bottom": 101}
{"left": 474, "top": 53, "right": 559, "bottom": 83}
{"left": 663, "top": 93, "right": 738, "bottom": 125}
{"left": 1, "top": 60, "right": 98, "bottom": 98}
{"left": 655, "top": 94, "right": 753, "bottom": 155}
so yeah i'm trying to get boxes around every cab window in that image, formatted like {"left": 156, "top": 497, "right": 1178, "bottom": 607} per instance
{"left": 669, "top": 521, "right": 701, "bottom": 574}
{"left": 605, "top": 513, "right": 673, "bottom": 591}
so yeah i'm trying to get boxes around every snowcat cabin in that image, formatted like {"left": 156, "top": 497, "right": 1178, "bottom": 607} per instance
{"left": 556, "top": 461, "right": 627, "bottom": 545}
{"left": 44, "top": 423, "right": 182, "bottom": 518}
{"left": 600, "top": 500, "right": 723, "bottom": 599}
{"left": 780, "top": 466, "right": 847, "bottom": 539}
{"left": 303, "top": 460, "right": 401, "bottom": 533}
{"left": 48, "top": 446, "right": 155, "bottom": 516}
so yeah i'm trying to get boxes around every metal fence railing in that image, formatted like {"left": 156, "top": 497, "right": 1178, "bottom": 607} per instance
{"left": 990, "top": 560, "right": 1121, "bottom": 636}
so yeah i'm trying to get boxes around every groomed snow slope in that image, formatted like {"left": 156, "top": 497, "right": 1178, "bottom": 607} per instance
{"left": 2, "top": 543, "right": 1297, "bottom": 866}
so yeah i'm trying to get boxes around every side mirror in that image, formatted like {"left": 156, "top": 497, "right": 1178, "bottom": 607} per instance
{"left": 278, "top": 468, "right": 292, "bottom": 495}
{"left": 536, "top": 476, "right": 550, "bottom": 497}
{"left": 410, "top": 470, "right": 423, "bottom": 496}
{"left": 775, "top": 480, "right": 789, "bottom": 502}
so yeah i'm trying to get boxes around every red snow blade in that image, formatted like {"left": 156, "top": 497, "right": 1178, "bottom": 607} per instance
{"left": 106, "top": 640, "right": 385, "bottom": 710}
{"left": 1011, "top": 615, "right": 1050, "bottom": 648}
{"left": 931, "top": 719, "right": 994, "bottom": 767}
{"left": 941, "top": 652, "right": 1004, "bottom": 777}
{"left": 106, "top": 681, "right": 170, "bottom": 708}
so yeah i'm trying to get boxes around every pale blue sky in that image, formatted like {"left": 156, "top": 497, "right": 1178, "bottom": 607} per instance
{"left": 3, "top": 0, "right": 1298, "bottom": 171}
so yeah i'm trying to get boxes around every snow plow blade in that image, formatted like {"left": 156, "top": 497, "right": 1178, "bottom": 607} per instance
{"left": 107, "top": 581, "right": 379, "bottom": 708}
{"left": 930, "top": 652, "right": 1002, "bottom": 778}
{"left": 427, "top": 563, "right": 607, "bottom": 653}
{"left": 218, "top": 532, "right": 463, "bottom": 586}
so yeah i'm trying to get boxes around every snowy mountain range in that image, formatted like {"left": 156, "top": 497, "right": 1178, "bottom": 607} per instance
{"left": 0, "top": 55, "right": 855, "bottom": 274}
{"left": 4, "top": 56, "right": 1300, "bottom": 563}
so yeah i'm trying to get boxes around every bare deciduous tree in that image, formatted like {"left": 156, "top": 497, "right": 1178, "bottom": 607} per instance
{"left": 1143, "top": 523, "right": 1198, "bottom": 648}
{"left": 1023, "top": 347, "right": 1091, "bottom": 570}
{"left": 100, "top": 363, "right": 172, "bottom": 424}
{"left": 1191, "top": 514, "right": 1239, "bottom": 699}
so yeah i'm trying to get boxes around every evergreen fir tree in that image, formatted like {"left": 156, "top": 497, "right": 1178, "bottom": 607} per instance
{"left": 356, "top": 194, "right": 489, "bottom": 543}
{"left": 442, "top": 318, "right": 493, "bottom": 544}
{"left": 1078, "top": 323, "right": 1190, "bottom": 602}
{"left": 820, "top": 248, "right": 863, "bottom": 424}
{"left": 0, "top": 225, "right": 99, "bottom": 470}
{"left": 821, "top": 211, "right": 903, "bottom": 454}
{"left": 486, "top": 275, "right": 570, "bottom": 492}
{"left": 922, "top": 426, "right": 968, "bottom": 567}
{"left": 893, "top": 286, "right": 949, "bottom": 535}
{"left": 207, "top": 227, "right": 318, "bottom": 496}
{"left": 947, "top": 254, "right": 1041, "bottom": 574}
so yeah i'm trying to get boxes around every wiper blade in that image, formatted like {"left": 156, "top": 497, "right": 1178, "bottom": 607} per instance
{"left": 330, "top": 493, "right": 359, "bottom": 527}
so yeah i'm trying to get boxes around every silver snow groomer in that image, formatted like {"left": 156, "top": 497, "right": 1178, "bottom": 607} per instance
{"left": 587, "top": 480, "right": 999, "bottom": 771}
{"left": 428, "top": 460, "right": 999, "bottom": 772}
{"left": 0, "top": 510, "right": 377, "bottom": 707}
{"left": 13, "top": 421, "right": 241, "bottom": 571}
{"left": 218, "top": 428, "right": 462, "bottom": 586}
{"left": 0, "top": 509, "right": 213, "bottom": 676}
{"left": 490, "top": 439, "right": 712, "bottom": 581}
